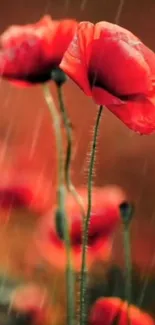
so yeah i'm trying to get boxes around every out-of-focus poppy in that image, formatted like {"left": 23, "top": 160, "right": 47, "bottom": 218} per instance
{"left": 36, "top": 185, "right": 127, "bottom": 271}
{"left": 10, "top": 284, "right": 52, "bottom": 325}
{"left": 60, "top": 21, "right": 155, "bottom": 135}
{"left": 0, "top": 15, "right": 77, "bottom": 86}
{"left": 0, "top": 159, "right": 54, "bottom": 278}
{"left": 89, "top": 297, "right": 155, "bottom": 325}
{"left": 0, "top": 168, "right": 52, "bottom": 216}
{"left": 0, "top": 144, "right": 54, "bottom": 216}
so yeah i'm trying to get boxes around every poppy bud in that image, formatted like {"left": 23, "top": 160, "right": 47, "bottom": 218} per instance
{"left": 55, "top": 208, "right": 65, "bottom": 240}
{"left": 119, "top": 202, "right": 134, "bottom": 226}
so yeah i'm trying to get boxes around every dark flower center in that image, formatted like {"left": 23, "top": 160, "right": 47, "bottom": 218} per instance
{"left": 56, "top": 211, "right": 117, "bottom": 247}
{"left": 71, "top": 228, "right": 105, "bottom": 247}
{"left": 89, "top": 72, "right": 140, "bottom": 101}
{"left": 15, "top": 67, "right": 54, "bottom": 84}
{"left": 0, "top": 189, "right": 27, "bottom": 208}
{"left": 8, "top": 310, "right": 34, "bottom": 325}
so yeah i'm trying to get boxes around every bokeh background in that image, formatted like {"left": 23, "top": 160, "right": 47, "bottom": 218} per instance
{"left": 0, "top": 0, "right": 155, "bottom": 273}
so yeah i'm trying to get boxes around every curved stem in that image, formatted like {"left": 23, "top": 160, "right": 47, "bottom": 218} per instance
{"left": 57, "top": 85, "right": 85, "bottom": 216}
{"left": 42, "top": 84, "right": 75, "bottom": 325}
{"left": 43, "top": 84, "right": 64, "bottom": 187}
{"left": 80, "top": 105, "right": 103, "bottom": 325}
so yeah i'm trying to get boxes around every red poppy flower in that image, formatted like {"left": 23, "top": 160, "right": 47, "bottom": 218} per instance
{"left": 89, "top": 297, "right": 154, "bottom": 325}
{"left": 0, "top": 161, "right": 54, "bottom": 277}
{"left": 0, "top": 167, "right": 52, "bottom": 216}
{"left": 36, "top": 185, "right": 127, "bottom": 271}
{"left": 0, "top": 15, "right": 77, "bottom": 86}
{"left": 60, "top": 21, "right": 155, "bottom": 135}
{"left": 11, "top": 284, "right": 52, "bottom": 325}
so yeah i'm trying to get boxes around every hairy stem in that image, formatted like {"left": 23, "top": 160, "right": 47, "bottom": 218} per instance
{"left": 57, "top": 85, "right": 85, "bottom": 216}
{"left": 80, "top": 105, "right": 103, "bottom": 325}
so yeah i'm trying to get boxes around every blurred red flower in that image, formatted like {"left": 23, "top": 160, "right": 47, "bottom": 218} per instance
{"left": 0, "top": 154, "right": 54, "bottom": 277}
{"left": 60, "top": 21, "right": 155, "bottom": 135}
{"left": 0, "top": 143, "right": 55, "bottom": 221}
{"left": 11, "top": 284, "right": 52, "bottom": 325}
{"left": 0, "top": 167, "right": 52, "bottom": 216}
{"left": 36, "top": 185, "right": 127, "bottom": 271}
{"left": 0, "top": 15, "right": 77, "bottom": 86}
{"left": 89, "top": 297, "right": 154, "bottom": 325}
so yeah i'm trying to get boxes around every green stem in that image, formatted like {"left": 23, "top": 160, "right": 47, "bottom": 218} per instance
{"left": 119, "top": 203, "right": 133, "bottom": 325}
{"left": 42, "top": 84, "right": 64, "bottom": 187}
{"left": 80, "top": 105, "right": 103, "bottom": 325}
{"left": 57, "top": 187, "right": 75, "bottom": 325}
{"left": 57, "top": 85, "right": 85, "bottom": 216}
{"left": 42, "top": 84, "right": 75, "bottom": 325}
{"left": 123, "top": 223, "right": 132, "bottom": 325}
{"left": 123, "top": 224, "right": 132, "bottom": 304}
{"left": 137, "top": 255, "right": 155, "bottom": 307}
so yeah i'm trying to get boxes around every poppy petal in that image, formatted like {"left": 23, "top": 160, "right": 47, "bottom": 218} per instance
{"left": 37, "top": 219, "right": 113, "bottom": 272}
{"left": 11, "top": 285, "right": 52, "bottom": 325}
{"left": 0, "top": 170, "right": 52, "bottom": 214}
{"left": 92, "top": 86, "right": 124, "bottom": 106}
{"left": 91, "top": 22, "right": 152, "bottom": 96}
{"left": 60, "top": 22, "right": 94, "bottom": 96}
{"left": 61, "top": 20, "right": 155, "bottom": 134}
{"left": 0, "top": 16, "right": 77, "bottom": 84}
{"left": 36, "top": 186, "right": 127, "bottom": 271}
{"left": 60, "top": 21, "right": 152, "bottom": 98}
{"left": 107, "top": 91, "right": 155, "bottom": 134}
{"left": 89, "top": 297, "right": 155, "bottom": 325}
